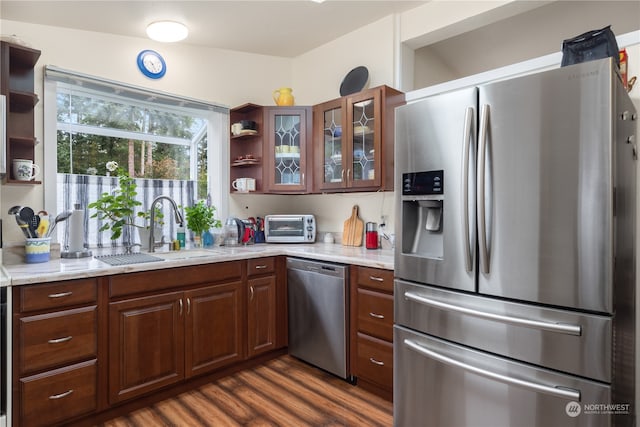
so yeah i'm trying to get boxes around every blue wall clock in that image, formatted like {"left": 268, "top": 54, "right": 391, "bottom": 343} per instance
{"left": 137, "top": 50, "right": 166, "bottom": 79}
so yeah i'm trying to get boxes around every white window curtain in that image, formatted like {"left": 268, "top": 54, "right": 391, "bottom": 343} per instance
{"left": 57, "top": 174, "right": 196, "bottom": 249}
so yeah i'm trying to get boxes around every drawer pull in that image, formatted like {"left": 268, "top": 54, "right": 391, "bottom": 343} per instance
{"left": 369, "top": 312, "right": 385, "bottom": 319}
{"left": 369, "top": 276, "right": 384, "bottom": 282}
{"left": 48, "top": 336, "right": 73, "bottom": 344}
{"left": 48, "top": 291, "right": 73, "bottom": 299}
{"left": 369, "top": 357, "right": 385, "bottom": 366}
{"left": 255, "top": 265, "right": 268, "bottom": 269}
{"left": 49, "top": 389, "right": 74, "bottom": 400}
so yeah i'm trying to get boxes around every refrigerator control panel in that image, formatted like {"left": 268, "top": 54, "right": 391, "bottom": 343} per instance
{"left": 403, "top": 170, "right": 443, "bottom": 195}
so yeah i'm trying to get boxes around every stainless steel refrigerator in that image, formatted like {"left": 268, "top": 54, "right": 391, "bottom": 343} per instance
{"left": 394, "top": 57, "right": 637, "bottom": 427}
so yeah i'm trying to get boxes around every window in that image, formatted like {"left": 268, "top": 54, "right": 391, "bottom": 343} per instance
{"left": 44, "top": 67, "right": 229, "bottom": 248}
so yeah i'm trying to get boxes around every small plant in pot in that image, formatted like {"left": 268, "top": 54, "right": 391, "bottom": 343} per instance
{"left": 88, "top": 166, "right": 141, "bottom": 242}
{"left": 136, "top": 206, "right": 164, "bottom": 250}
{"left": 184, "top": 200, "right": 222, "bottom": 246}
{"left": 88, "top": 162, "right": 164, "bottom": 250}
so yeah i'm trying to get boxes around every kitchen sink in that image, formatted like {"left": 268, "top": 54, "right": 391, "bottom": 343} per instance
{"left": 95, "top": 249, "right": 223, "bottom": 265}
{"left": 153, "top": 249, "right": 223, "bottom": 260}
{"left": 94, "top": 253, "right": 164, "bottom": 266}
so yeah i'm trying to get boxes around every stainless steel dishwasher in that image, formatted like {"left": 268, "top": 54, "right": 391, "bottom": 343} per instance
{"left": 287, "top": 257, "right": 348, "bottom": 379}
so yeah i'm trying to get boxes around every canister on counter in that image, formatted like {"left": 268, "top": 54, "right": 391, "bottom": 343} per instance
{"left": 365, "top": 222, "right": 378, "bottom": 249}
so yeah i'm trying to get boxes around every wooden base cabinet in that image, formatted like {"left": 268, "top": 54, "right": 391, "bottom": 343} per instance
{"left": 107, "top": 262, "right": 245, "bottom": 405}
{"left": 12, "top": 278, "right": 99, "bottom": 427}
{"left": 12, "top": 258, "right": 286, "bottom": 425}
{"left": 108, "top": 291, "right": 185, "bottom": 404}
{"left": 185, "top": 282, "right": 243, "bottom": 376}
{"left": 349, "top": 266, "right": 394, "bottom": 400}
{"left": 247, "top": 257, "right": 278, "bottom": 358}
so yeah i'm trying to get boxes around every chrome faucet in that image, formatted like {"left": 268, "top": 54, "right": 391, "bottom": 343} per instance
{"left": 148, "top": 196, "right": 185, "bottom": 252}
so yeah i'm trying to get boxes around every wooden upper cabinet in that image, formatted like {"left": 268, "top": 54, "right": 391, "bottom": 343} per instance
{"left": 230, "top": 103, "right": 264, "bottom": 193}
{"left": 0, "top": 41, "right": 41, "bottom": 184}
{"left": 263, "top": 106, "right": 312, "bottom": 193}
{"left": 314, "top": 85, "right": 404, "bottom": 193}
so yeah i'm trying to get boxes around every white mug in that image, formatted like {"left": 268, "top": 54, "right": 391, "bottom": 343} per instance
{"left": 232, "top": 177, "right": 256, "bottom": 192}
{"left": 12, "top": 159, "right": 40, "bottom": 181}
{"left": 231, "top": 123, "right": 243, "bottom": 135}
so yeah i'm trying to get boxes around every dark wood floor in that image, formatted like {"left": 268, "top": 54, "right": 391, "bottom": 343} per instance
{"left": 99, "top": 355, "right": 393, "bottom": 426}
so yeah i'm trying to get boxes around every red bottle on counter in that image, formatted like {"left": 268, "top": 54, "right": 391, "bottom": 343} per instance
{"left": 366, "top": 222, "right": 378, "bottom": 249}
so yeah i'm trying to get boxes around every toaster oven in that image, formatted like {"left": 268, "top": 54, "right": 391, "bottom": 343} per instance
{"left": 264, "top": 215, "right": 316, "bottom": 243}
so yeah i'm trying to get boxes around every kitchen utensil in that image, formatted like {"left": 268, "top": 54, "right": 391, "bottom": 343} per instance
{"left": 36, "top": 210, "right": 50, "bottom": 237}
{"left": 222, "top": 217, "right": 244, "bottom": 246}
{"left": 339, "top": 66, "right": 369, "bottom": 96}
{"left": 46, "top": 210, "right": 73, "bottom": 237}
{"left": 15, "top": 216, "right": 32, "bottom": 238}
{"left": 29, "top": 214, "right": 40, "bottom": 237}
{"left": 18, "top": 206, "right": 35, "bottom": 238}
{"left": 9, "top": 205, "right": 30, "bottom": 237}
{"left": 342, "top": 205, "right": 363, "bottom": 246}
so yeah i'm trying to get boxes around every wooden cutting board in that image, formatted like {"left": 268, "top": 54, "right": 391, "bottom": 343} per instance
{"left": 342, "top": 205, "right": 364, "bottom": 246}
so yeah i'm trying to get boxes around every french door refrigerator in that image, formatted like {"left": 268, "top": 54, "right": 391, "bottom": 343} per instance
{"left": 394, "top": 57, "right": 637, "bottom": 427}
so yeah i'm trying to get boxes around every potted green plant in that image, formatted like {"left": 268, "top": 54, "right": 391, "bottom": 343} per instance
{"left": 184, "top": 200, "right": 222, "bottom": 246}
{"left": 88, "top": 166, "right": 141, "bottom": 241}
{"left": 88, "top": 162, "right": 163, "bottom": 248}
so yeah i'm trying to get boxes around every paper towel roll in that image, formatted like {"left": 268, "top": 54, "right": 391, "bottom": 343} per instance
{"left": 68, "top": 204, "right": 85, "bottom": 252}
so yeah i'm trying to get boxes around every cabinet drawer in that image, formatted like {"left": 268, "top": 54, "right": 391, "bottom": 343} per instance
{"left": 356, "top": 333, "right": 393, "bottom": 389}
{"left": 19, "top": 359, "right": 97, "bottom": 427}
{"left": 110, "top": 261, "right": 242, "bottom": 297}
{"left": 247, "top": 257, "right": 276, "bottom": 277}
{"left": 19, "top": 278, "right": 97, "bottom": 313}
{"left": 20, "top": 306, "right": 97, "bottom": 374}
{"left": 356, "top": 267, "right": 393, "bottom": 292}
{"left": 357, "top": 288, "right": 393, "bottom": 341}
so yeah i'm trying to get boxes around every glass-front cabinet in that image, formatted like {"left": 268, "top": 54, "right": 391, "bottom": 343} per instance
{"left": 264, "top": 107, "right": 312, "bottom": 193}
{"left": 314, "top": 86, "right": 404, "bottom": 192}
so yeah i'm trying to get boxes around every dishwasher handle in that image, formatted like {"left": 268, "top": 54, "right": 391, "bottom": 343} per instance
{"left": 287, "top": 258, "right": 346, "bottom": 279}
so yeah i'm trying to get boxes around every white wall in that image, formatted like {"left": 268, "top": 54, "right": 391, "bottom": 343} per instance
{"left": 414, "top": 1, "right": 640, "bottom": 89}
{"left": 292, "top": 15, "right": 396, "bottom": 105}
{"left": 0, "top": 19, "right": 293, "bottom": 243}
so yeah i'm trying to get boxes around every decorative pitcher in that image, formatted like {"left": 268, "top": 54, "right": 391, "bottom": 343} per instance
{"left": 273, "top": 87, "right": 294, "bottom": 106}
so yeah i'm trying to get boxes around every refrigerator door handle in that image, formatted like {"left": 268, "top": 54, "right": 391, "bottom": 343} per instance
{"left": 461, "top": 106, "right": 474, "bottom": 272}
{"left": 404, "top": 339, "right": 580, "bottom": 402}
{"left": 403, "top": 338, "right": 582, "bottom": 402}
{"left": 477, "top": 104, "right": 490, "bottom": 274}
{"left": 404, "top": 291, "right": 582, "bottom": 336}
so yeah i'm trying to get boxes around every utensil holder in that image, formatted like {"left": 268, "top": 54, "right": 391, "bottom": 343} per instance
{"left": 25, "top": 237, "right": 51, "bottom": 263}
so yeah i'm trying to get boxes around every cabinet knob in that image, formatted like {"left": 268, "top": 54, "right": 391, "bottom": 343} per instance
{"left": 369, "top": 276, "right": 384, "bottom": 282}
{"left": 179, "top": 298, "right": 183, "bottom": 316}
{"left": 369, "top": 312, "right": 384, "bottom": 319}
{"left": 250, "top": 285, "right": 255, "bottom": 301}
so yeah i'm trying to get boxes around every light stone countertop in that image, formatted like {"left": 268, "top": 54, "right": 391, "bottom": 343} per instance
{"left": 3, "top": 243, "right": 394, "bottom": 287}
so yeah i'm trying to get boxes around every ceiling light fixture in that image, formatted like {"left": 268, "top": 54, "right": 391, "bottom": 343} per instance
{"left": 310, "top": 0, "right": 326, "bottom": 3}
{"left": 146, "top": 21, "right": 188, "bottom": 43}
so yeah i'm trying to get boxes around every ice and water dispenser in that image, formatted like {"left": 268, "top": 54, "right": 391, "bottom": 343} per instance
{"left": 401, "top": 170, "right": 444, "bottom": 258}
